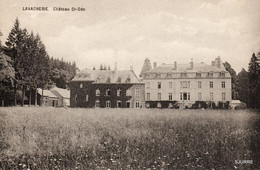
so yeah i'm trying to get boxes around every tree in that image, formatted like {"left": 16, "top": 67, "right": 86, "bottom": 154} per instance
{"left": 248, "top": 53, "right": 260, "bottom": 109}
{"left": 237, "top": 68, "right": 249, "bottom": 106}
{"left": 0, "top": 52, "right": 15, "bottom": 106}
{"left": 224, "top": 62, "right": 238, "bottom": 100}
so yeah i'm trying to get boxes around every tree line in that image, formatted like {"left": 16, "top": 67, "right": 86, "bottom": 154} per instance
{"left": 224, "top": 53, "right": 260, "bottom": 109}
{"left": 0, "top": 18, "right": 77, "bottom": 106}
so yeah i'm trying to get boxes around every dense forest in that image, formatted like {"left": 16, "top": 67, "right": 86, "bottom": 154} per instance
{"left": 0, "top": 18, "right": 77, "bottom": 106}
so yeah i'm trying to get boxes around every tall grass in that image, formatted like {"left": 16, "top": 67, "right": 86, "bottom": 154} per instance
{"left": 0, "top": 107, "right": 259, "bottom": 169}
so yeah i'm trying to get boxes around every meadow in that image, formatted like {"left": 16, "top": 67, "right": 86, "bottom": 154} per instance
{"left": 0, "top": 107, "right": 259, "bottom": 169}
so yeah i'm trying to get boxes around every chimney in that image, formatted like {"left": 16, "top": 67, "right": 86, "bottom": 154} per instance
{"left": 130, "top": 65, "right": 133, "bottom": 71}
{"left": 216, "top": 56, "right": 221, "bottom": 68}
{"left": 174, "top": 61, "right": 177, "bottom": 70}
{"left": 114, "top": 62, "right": 117, "bottom": 74}
{"left": 153, "top": 62, "right": 157, "bottom": 68}
{"left": 211, "top": 60, "right": 215, "bottom": 67}
{"left": 190, "top": 58, "right": 194, "bottom": 69}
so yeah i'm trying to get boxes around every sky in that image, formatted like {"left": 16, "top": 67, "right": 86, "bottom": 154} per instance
{"left": 0, "top": 0, "right": 260, "bottom": 74}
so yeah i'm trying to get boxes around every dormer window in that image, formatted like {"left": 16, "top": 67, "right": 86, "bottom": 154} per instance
{"left": 157, "top": 73, "right": 161, "bottom": 78}
{"left": 181, "top": 72, "right": 187, "bottom": 77}
{"left": 208, "top": 72, "right": 213, "bottom": 77}
{"left": 106, "top": 77, "right": 111, "bottom": 83}
{"left": 167, "top": 73, "right": 172, "bottom": 78}
{"left": 117, "top": 89, "right": 122, "bottom": 96}
{"left": 196, "top": 72, "right": 201, "bottom": 78}
{"left": 219, "top": 72, "right": 225, "bottom": 77}
{"left": 126, "top": 77, "right": 131, "bottom": 83}
{"left": 146, "top": 74, "right": 150, "bottom": 78}
{"left": 97, "top": 75, "right": 101, "bottom": 83}
{"left": 117, "top": 77, "right": 121, "bottom": 83}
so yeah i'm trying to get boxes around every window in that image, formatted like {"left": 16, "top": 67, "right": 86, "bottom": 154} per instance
{"left": 126, "top": 88, "right": 131, "bottom": 96}
{"left": 210, "top": 92, "right": 214, "bottom": 101}
{"left": 126, "top": 77, "right": 131, "bottom": 83}
{"left": 106, "top": 77, "right": 111, "bottom": 83}
{"left": 222, "top": 93, "right": 226, "bottom": 101}
{"left": 117, "top": 101, "right": 122, "bottom": 108}
{"left": 86, "top": 94, "right": 89, "bottom": 101}
{"left": 180, "top": 92, "right": 190, "bottom": 100}
{"left": 80, "top": 83, "right": 83, "bottom": 88}
{"left": 169, "top": 93, "right": 173, "bottom": 101}
{"left": 135, "top": 88, "right": 140, "bottom": 97}
{"left": 210, "top": 81, "right": 213, "bottom": 88}
{"left": 208, "top": 72, "right": 213, "bottom": 77}
{"left": 75, "top": 94, "right": 77, "bottom": 101}
{"left": 147, "top": 82, "right": 150, "bottom": 89}
{"left": 181, "top": 81, "right": 190, "bottom": 88}
{"left": 135, "top": 101, "right": 140, "bottom": 108}
{"left": 157, "top": 74, "right": 161, "bottom": 78}
{"left": 221, "top": 81, "right": 225, "bottom": 88}
{"left": 169, "top": 82, "right": 172, "bottom": 89}
{"left": 106, "top": 89, "right": 111, "bottom": 96}
{"left": 158, "top": 93, "right": 161, "bottom": 100}
{"left": 219, "top": 72, "right": 225, "bottom": 77}
{"left": 147, "top": 93, "right": 150, "bottom": 101}
{"left": 95, "top": 100, "right": 100, "bottom": 107}
{"left": 96, "top": 89, "right": 100, "bottom": 96}
{"left": 146, "top": 74, "right": 150, "bottom": 78}
{"left": 117, "top": 89, "right": 122, "bottom": 96}
{"left": 198, "top": 81, "right": 202, "bottom": 88}
{"left": 196, "top": 72, "right": 201, "bottom": 77}
{"left": 117, "top": 77, "right": 121, "bottom": 83}
{"left": 126, "top": 101, "right": 131, "bottom": 108}
{"left": 158, "top": 82, "right": 161, "bottom": 89}
{"left": 181, "top": 72, "right": 187, "bottom": 77}
{"left": 198, "top": 92, "right": 202, "bottom": 101}
{"left": 106, "top": 101, "right": 111, "bottom": 108}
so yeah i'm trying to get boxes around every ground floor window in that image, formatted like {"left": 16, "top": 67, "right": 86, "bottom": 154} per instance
{"left": 126, "top": 101, "right": 131, "bottom": 108}
{"left": 117, "top": 101, "right": 122, "bottom": 108}
{"left": 169, "top": 93, "right": 173, "bottom": 101}
{"left": 180, "top": 92, "right": 190, "bottom": 100}
{"left": 95, "top": 100, "right": 100, "bottom": 107}
{"left": 106, "top": 100, "right": 111, "bottom": 108}
{"left": 135, "top": 101, "right": 140, "bottom": 108}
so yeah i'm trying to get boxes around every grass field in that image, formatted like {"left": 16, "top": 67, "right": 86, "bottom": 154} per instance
{"left": 0, "top": 107, "right": 259, "bottom": 169}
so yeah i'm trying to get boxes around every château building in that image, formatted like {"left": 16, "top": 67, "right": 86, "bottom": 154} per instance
{"left": 140, "top": 57, "right": 232, "bottom": 108}
{"left": 70, "top": 64, "right": 145, "bottom": 108}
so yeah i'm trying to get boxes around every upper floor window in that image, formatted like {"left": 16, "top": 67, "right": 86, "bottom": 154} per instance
{"left": 86, "top": 94, "right": 89, "bottom": 102}
{"left": 181, "top": 81, "right": 190, "bottom": 88}
{"left": 147, "top": 82, "right": 150, "bottom": 89}
{"left": 198, "top": 81, "right": 202, "bottom": 88}
{"left": 96, "top": 89, "right": 100, "bottom": 96}
{"left": 74, "top": 94, "right": 77, "bottom": 101}
{"left": 208, "top": 72, "right": 213, "bottom": 77}
{"left": 117, "top": 89, "right": 122, "bottom": 96}
{"left": 198, "top": 92, "right": 202, "bottom": 101}
{"left": 210, "top": 81, "right": 213, "bottom": 88}
{"left": 126, "top": 88, "right": 131, "bottom": 96}
{"left": 158, "top": 82, "right": 161, "bottom": 89}
{"left": 196, "top": 72, "right": 201, "bottom": 77}
{"left": 167, "top": 73, "right": 172, "bottom": 78}
{"left": 219, "top": 72, "right": 225, "bottom": 77}
{"left": 210, "top": 92, "right": 214, "bottom": 101}
{"left": 221, "top": 81, "right": 225, "bottom": 88}
{"left": 80, "top": 83, "right": 83, "bottom": 88}
{"left": 106, "top": 89, "right": 111, "bottom": 96}
{"left": 169, "top": 82, "right": 172, "bottom": 89}
{"left": 222, "top": 92, "right": 226, "bottom": 101}
{"left": 158, "top": 93, "right": 161, "bottom": 100}
{"left": 157, "top": 73, "right": 161, "bottom": 78}
{"left": 135, "top": 88, "right": 140, "bottom": 97}
{"left": 146, "top": 93, "right": 150, "bottom": 101}
{"left": 146, "top": 74, "right": 150, "bottom": 78}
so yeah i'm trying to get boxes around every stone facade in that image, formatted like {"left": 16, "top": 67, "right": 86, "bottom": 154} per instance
{"left": 140, "top": 57, "right": 232, "bottom": 108}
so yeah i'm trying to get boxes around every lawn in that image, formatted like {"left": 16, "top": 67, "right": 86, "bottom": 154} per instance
{"left": 0, "top": 107, "right": 259, "bottom": 169}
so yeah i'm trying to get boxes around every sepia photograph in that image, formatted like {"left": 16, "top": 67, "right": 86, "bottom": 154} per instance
{"left": 0, "top": 0, "right": 260, "bottom": 169}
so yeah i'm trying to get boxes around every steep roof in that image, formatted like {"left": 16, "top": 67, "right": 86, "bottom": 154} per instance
{"left": 71, "top": 69, "right": 142, "bottom": 83}
{"left": 51, "top": 87, "right": 70, "bottom": 98}
{"left": 144, "top": 62, "right": 228, "bottom": 74}
{"left": 140, "top": 58, "right": 152, "bottom": 77}
{"left": 37, "top": 88, "right": 58, "bottom": 98}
